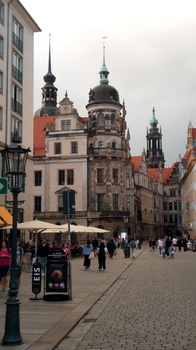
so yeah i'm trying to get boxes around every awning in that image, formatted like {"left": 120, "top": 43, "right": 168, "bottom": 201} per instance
{"left": 0, "top": 206, "right": 13, "bottom": 226}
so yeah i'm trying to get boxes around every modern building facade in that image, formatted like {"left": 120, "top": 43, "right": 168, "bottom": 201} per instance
{"left": 0, "top": 0, "right": 40, "bottom": 233}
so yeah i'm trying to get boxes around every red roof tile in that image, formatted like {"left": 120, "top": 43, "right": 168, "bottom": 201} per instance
{"left": 34, "top": 116, "right": 56, "bottom": 156}
{"left": 132, "top": 156, "right": 142, "bottom": 171}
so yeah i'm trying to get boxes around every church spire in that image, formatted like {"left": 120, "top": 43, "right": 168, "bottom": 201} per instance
{"left": 99, "top": 36, "right": 109, "bottom": 84}
{"left": 40, "top": 35, "right": 58, "bottom": 117}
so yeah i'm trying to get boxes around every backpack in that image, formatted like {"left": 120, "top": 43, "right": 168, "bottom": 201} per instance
{"left": 131, "top": 241, "right": 136, "bottom": 249}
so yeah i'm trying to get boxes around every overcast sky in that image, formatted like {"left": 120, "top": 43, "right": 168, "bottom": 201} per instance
{"left": 21, "top": 0, "right": 196, "bottom": 167}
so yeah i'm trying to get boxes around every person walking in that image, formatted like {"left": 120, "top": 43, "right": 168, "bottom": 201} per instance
{"left": 0, "top": 240, "right": 11, "bottom": 292}
{"left": 165, "top": 236, "right": 172, "bottom": 258}
{"left": 38, "top": 238, "right": 49, "bottom": 276}
{"left": 82, "top": 240, "right": 93, "bottom": 269}
{"left": 157, "top": 237, "right": 164, "bottom": 255}
{"left": 97, "top": 242, "right": 107, "bottom": 271}
{"left": 16, "top": 238, "right": 24, "bottom": 288}
{"left": 107, "top": 239, "right": 116, "bottom": 258}
{"left": 130, "top": 239, "right": 136, "bottom": 259}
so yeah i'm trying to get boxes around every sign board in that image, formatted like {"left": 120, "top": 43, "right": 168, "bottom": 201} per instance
{"left": 0, "top": 178, "right": 8, "bottom": 194}
{"left": 46, "top": 260, "right": 67, "bottom": 293}
{"left": 32, "top": 261, "right": 42, "bottom": 295}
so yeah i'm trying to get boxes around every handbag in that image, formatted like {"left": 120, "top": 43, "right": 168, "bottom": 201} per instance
{"left": 88, "top": 251, "right": 95, "bottom": 259}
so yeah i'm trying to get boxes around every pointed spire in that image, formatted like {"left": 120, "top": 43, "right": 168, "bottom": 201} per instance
{"left": 48, "top": 33, "right": 52, "bottom": 73}
{"left": 43, "top": 34, "right": 56, "bottom": 86}
{"left": 99, "top": 36, "right": 109, "bottom": 84}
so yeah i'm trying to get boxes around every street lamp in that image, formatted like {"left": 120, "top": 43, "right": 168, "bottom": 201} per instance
{"left": 0, "top": 138, "right": 30, "bottom": 346}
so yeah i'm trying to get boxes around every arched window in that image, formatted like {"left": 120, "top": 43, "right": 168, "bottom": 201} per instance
{"left": 111, "top": 113, "right": 116, "bottom": 124}
{"left": 98, "top": 141, "right": 104, "bottom": 149}
{"left": 98, "top": 113, "right": 104, "bottom": 125}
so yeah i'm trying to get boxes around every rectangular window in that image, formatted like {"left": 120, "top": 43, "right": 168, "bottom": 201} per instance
{"left": 169, "top": 202, "right": 172, "bottom": 210}
{"left": 113, "top": 169, "right": 118, "bottom": 184}
{"left": 113, "top": 194, "right": 118, "bottom": 211}
{"left": 164, "top": 215, "right": 167, "bottom": 223}
{"left": 34, "top": 171, "right": 42, "bottom": 186}
{"left": 169, "top": 215, "right": 173, "bottom": 223}
{"left": 71, "top": 141, "right": 78, "bottom": 153}
{"left": 58, "top": 170, "right": 65, "bottom": 185}
{"left": 0, "top": 36, "right": 3, "bottom": 58}
{"left": 0, "top": 71, "right": 2, "bottom": 93}
{"left": 58, "top": 195, "right": 63, "bottom": 212}
{"left": 174, "top": 214, "right": 177, "bottom": 223}
{"left": 12, "top": 83, "right": 22, "bottom": 115}
{"left": 97, "top": 194, "right": 104, "bottom": 211}
{"left": 12, "top": 51, "right": 23, "bottom": 84}
{"left": 126, "top": 172, "right": 130, "bottom": 188}
{"left": 174, "top": 202, "right": 177, "bottom": 210}
{"left": 97, "top": 168, "right": 104, "bottom": 183}
{"left": 61, "top": 120, "right": 70, "bottom": 130}
{"left": 0, "top": 1, "right": 4, "bottom": 24}
{"left": 54, "top": 142, "right": 61, "bottom": 154}
{"left": 12, "top": 18, "right": 23, "bottom": 52}
{"left": 0, "top": 107, "right": 2, "bottom": 129}
{"left": 163, "top": 202, "right": 167, "bottom": 210}
{"left": 67, "top": 169, "right": 74, "bottom": 185}
{"left": 11, "top": 117, "right": 22, "bottom": 142}
{"left": 34, "top": 196, "right": 41, "bottom": 212}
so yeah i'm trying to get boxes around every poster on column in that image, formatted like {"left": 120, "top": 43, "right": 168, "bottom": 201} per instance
{"left": 46, "top": 260, "right": 67, "bottom": 293}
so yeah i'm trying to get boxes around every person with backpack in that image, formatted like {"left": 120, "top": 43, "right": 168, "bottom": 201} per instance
{"left": 130, "top": 239, "right": 136, "bottom": 259}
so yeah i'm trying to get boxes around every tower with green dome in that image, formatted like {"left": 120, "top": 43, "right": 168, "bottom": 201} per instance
{"left": 146, "top": 106, "right": 165, "bottom": 168}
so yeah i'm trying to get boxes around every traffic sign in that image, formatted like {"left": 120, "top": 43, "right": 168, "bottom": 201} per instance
{"left": 0, "top": 178, "right": 8, "bottom": 194}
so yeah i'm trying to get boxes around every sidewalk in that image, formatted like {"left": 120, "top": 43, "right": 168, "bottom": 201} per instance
{"left": 0, "top": 247, "right": 144, "bottom": 350}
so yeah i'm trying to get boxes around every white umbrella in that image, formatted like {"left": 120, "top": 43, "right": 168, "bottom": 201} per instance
{"left": 58, "top": 224, "right": 110, "bottom": 233}
{"left": 1, "top": 219, "right": 60, "bottom": 254}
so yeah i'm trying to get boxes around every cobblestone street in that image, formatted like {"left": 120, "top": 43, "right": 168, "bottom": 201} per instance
{"left": 56, "top": 247, "right": 196, "bottom": 350}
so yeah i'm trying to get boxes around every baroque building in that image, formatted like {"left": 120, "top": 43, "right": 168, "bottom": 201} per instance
{"left": 86, "top": 46, "right": 134, "bottom": 238}
{"left": 33, "top": 44, "right": 135, "bottom": 242}
{"left": 179, "top": 121, "right": 196, "bottom": 239}
{"left": 0, "top": 0, "right": 40, "bottom": 235}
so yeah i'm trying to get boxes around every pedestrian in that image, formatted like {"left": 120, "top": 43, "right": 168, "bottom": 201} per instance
{"left": 165, "top": 236, "right": 172, "bottom": 258}
{"left": 130, "top": 239, "right": 136, "bottom": 259}
{"left": 170, "top": 247, "right": 175, "bottom": 258}
{"left": 82, "top": 240, "right": 93, "bottom": 269}
{"left": 177, "top": 237, "right": 182, "bottom": 252}
{"left": 61, "top": 242, "right": 70, "bottom": 260}
{"left": 16, "top": 238, "right": 24, "bottom": 288}
{"left": 92, "top": 237, "right": 99, "bottom": 256}
{"left": 149, "top": 237, "right": 152, "bottom": 252}
{"left": 172, "top": 237, "right": 178, "bottom": 251}
{"left": 157, "top": 237, "right": 164, "bottom": 255}
{"left": 38, "top": 238, "right": 49, "bottom": 276}
{"left": 97, "top": 242, "right": 107, "bottom": 271}
{"left": 0, "top": 240, "right": 11, "bottom": 292}
{"left": 183, "top": 237, "right": 188, "bottom": 252}
{"left": 151, "top": 237, "right": 157, "bottom": 252}
{"left": 107, "top": 239, "right": 116, "bottom": 258}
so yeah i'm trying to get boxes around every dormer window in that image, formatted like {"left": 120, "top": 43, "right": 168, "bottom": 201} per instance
{"left": 61, "top": 120, "right": 71, "bottom": 131}
{"left": 98, "top": 113, "right": 104, "bottom": 125}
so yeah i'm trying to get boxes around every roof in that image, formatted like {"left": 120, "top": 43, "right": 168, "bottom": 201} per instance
{"left": 34, "top": 116, "right": 56, "bottom": 156}
{"left": 162, "top": 163, "right": 178, "bottom": 184}
{"left": 147, "top": 168, "right": 159, "bottom": 181}
{"left": 132, "top": 156, "right": 142, "bottom": 171}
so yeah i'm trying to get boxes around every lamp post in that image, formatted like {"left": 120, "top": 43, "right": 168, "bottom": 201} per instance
{"left": 0, "top": 138, "right": 30, "bottom": 346}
